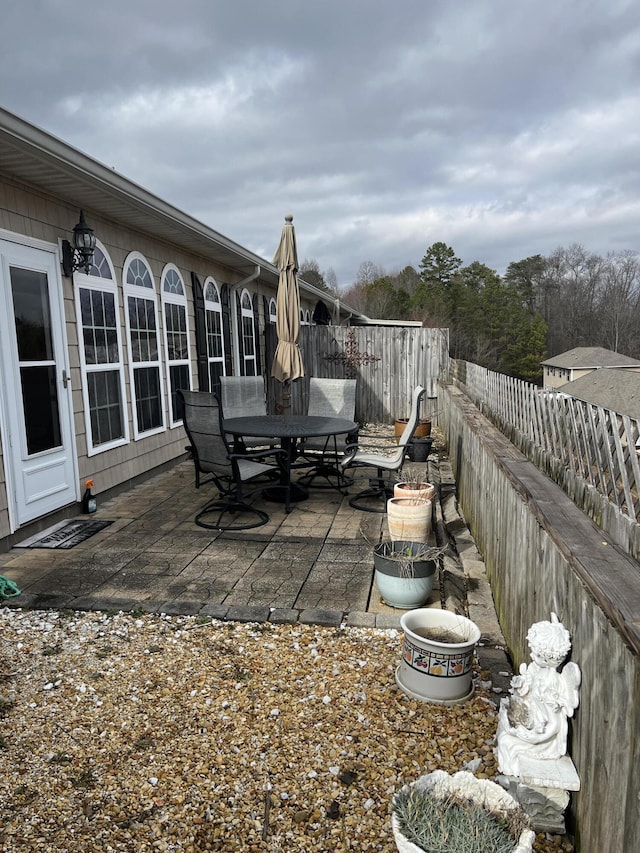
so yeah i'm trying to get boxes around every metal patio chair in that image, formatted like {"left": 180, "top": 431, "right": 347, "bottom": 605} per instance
{"left": 296, "top": 377, "right": 359, "bottom": 492}
{"left": 178, "top": 390, "right": 289, "bottom": 530}
{"left": 340, "top": 384, "right": 425, "bottom": 513}
{"left": 219, "top": 375, "right": 276, "bottom": 451}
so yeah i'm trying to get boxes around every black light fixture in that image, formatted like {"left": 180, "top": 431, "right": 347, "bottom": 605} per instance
{"left": 61, "top": 210, "right": 97, "bottom": 276}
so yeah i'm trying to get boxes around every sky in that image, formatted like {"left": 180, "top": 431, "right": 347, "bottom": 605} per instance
{"left": 2, "top": 0, "right": 640, "bottom": 288}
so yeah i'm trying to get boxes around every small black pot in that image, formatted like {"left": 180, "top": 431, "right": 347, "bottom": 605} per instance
{"left": 408, "top": 436, "right": 433, "bottom": 462}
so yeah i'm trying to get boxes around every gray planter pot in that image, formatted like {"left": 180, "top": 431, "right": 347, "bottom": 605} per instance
{"left": 373, "top": 540, "right": 436, "bottom": 609}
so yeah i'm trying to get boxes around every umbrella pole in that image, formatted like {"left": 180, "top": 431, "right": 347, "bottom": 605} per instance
{"left": 282, "top": 380, "right": 291, "bottom": 421}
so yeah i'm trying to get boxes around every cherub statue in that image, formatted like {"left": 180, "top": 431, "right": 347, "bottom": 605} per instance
{"left": 496, "top": 613, "right": 581, "bottom": 778}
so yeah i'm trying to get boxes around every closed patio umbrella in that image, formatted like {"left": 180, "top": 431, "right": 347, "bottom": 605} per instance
{"left": 271, "top": 214, "right": 304, "bottom": 412}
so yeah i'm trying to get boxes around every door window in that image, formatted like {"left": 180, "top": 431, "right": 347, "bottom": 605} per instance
{"left": 10, "top": 266, "right": 61, "bottom": 454}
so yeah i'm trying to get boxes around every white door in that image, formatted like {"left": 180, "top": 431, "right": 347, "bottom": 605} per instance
{"left": 0, "top": 239, "right": 78, "bottom": 529}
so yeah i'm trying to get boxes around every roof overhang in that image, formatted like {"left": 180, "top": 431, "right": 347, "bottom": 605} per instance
{"left": 0, "top": 107, "right": 367, "bottom": 319}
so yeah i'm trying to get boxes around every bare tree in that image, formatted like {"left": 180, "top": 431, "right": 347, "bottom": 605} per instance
{"left": 324, "top": 267, "right": 339, "bottom": 296}
{"left": 598, "top": 251, "right": 640, "bottom": 354}
{"left": 355, "top": 260, "right": 384, "bottom": 286}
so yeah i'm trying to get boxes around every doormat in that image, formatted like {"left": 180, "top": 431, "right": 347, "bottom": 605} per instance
{"left": 15, "top": 519, "right": 114, "bottom": 550}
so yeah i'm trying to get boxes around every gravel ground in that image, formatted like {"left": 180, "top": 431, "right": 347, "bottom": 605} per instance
{"left": 0, "top": 608, "right": 574, "bottom": 852}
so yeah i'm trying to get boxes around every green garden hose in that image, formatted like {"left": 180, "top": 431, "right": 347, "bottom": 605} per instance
{"left": 0, "top": 576, "right": 20, "bottom": 599}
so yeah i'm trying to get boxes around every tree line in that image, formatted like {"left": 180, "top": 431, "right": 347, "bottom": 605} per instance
{"left": 303, "top": 243, "right": 640, "bottom": 384}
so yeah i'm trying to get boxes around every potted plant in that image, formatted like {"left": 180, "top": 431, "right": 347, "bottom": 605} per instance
{"left": 373, "top": 541, "right": 443, "bottom": 609}
{"left": 387, "top": 496, "right": 433, "bottom": 542}
{"left": 395, "top": 416, "right": 432, "bottom": 444}
{"left": 408, "top": 435, "right": 433, "bottom": 463}
{"left": 394, "top": 466, "right": 436, "bottom": 502}
{"left": 396, "top": 608, "right": 481, "bottom": 704}
{"left": 392, "top": 770, "right": 535, "bottom": 853}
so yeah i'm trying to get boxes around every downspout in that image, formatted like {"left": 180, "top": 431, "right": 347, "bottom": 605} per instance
{"left": 230, "top": 266, "right": 261, "bottom": 374}
{"left": 235, "top": 265, "right": 261, "bottom": 289}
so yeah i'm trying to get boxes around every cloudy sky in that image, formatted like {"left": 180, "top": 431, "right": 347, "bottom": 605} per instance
{"left": 2, "top": 0, "right": 640, "bottom": 287}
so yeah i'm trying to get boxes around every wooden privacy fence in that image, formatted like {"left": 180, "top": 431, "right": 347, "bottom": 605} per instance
{"left": 453, "top": 359, "right": 640, "bottom": 556}
{"left": 265, "top": 325, "right": 450, "bottom": 425}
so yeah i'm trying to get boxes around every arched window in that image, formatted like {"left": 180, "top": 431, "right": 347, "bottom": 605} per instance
{"left": 161, "top": 264, "right": 191, "bottom": 426}
{"left": 123, "top": 252, "right": 165, "bottom": 438}
{"left": 268, "top": 297, "right": 277, "bottom": 324}
{"left": 305, "top": 309, "right": 311, "bottom": 325}
{"left": 239, "top": 288, "right": 257, "bottom": 376}
{"left": 74, "top": 242, "right": 128, "bottom": 454}
{"left": 204, "top": 278, "right": 226, "bottom": 390}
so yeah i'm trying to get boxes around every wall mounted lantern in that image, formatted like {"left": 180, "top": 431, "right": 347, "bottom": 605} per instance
{"left": 61, "top": 210, "right": 96, "bottom": 276}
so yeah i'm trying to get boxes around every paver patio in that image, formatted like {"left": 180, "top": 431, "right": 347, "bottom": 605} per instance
{"left": 0, "top": 448, "right": 512, "bottom": 695}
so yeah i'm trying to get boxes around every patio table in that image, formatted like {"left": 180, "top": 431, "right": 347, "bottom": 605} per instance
{"left": 223, "top": 414, "right": 358, "bottom": 503}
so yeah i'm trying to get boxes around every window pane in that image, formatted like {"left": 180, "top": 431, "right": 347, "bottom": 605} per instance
{"left": 107, "top": 329, "right": 119, "bottom": 363}
{"left": 80, "top": 288, "right": 93, "bottom": 326}
{"left": 134, "top": 366, "right": 162, "bottom": 432}
{"left": 128, "top": 296, "right": 159, "bottom": 363}
{"left": 209, "top": 362, "right": 224, "bottom": 393}
{"left": 91, "top": 290, "right": 105, "bottom": 328}
{"left": 83, "top": 328, "right": 96, "bottom": 364}
{"left": 167, "top": 306, "right": 188, "bottom": 360}
{"left": 243, "top": 316, "right": 255, "bottom": 356}
{"left": 163, "top": 268, "right": 184, "bottom": 295}
{"left": 127, "top": 258, "right": 153, "bottom": 288}
{"left": 11, "top": 268, "right": 53, "bottom": 361}
{"left": 88, "top": 247, "right": 113, "bottom": 280}
{"left": 169, "top": 364, "right": 190, "bottom": 421}
{"left": 20, "top": 365, "right": 61, "bottom": 454}
{"left": 88, "top": 370, "right": 124, "bottom": 446}
{"left": 206, "top": 309, "right": 223, "bottom": 358}
{"left": 80, "top": 288, "right": 118, "bottom": 367}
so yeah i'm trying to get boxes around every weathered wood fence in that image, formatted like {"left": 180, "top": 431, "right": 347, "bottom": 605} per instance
{"left": 265, "top": 325, "right": 450, "bottom": 425}
{"left": 441, "top": 384, "right": 640, "bottom": 853}
{"left": 453, "top": 360, "right": 640, "bottom": 560}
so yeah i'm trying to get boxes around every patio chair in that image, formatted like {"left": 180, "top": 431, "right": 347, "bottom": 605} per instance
{"left": 178, "top": 390, "right": 289, "bottom": 530}
{"left": 219, "top": 375, "right": 276, "bottom": 451}
{"left": 296, "top": 378, "right": 358, "bottom": 491}
{"left": 340, "top": 384, "right": 425, "bottom": 513}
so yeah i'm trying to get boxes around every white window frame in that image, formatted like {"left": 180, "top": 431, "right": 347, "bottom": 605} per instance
{"left": 239, "top": 288, "right": 257, "bottom": 376}
{"left": 268, "top": 297, "right": 277, "bottom": 324}
{"left": 160, "top": 263, "right": 191, "bottom": 427}
{"left": 73, "top": 241, "right": 129, "bottom": 456}
{"left": 204, "top": 277, "right": 226, "bottom": 389}
{"left": 123, "top": 252, "right": 165, "bottom": 439}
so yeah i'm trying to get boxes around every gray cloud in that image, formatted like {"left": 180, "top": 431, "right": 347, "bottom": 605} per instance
{"left": 2, "top": 0, "right": 640, "bottom": 285}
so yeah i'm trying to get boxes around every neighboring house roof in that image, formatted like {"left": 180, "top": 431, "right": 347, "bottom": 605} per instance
{"left": 541, "top": 346, "right": 640, "bottom": 369}
{"left": 0, "top": 107, "right": 364, "bottom": 320}
{"left": 558, "top": 368, "right": 640, "bottom": 420}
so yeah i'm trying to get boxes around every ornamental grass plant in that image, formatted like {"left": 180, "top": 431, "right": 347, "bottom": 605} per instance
{"left": 393, "top": 784, "right": 531, "bottom": 853}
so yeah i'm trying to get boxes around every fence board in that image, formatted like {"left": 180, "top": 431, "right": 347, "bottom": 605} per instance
{"left": 266, "top": 325, "right": 449, "bottom": 425}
